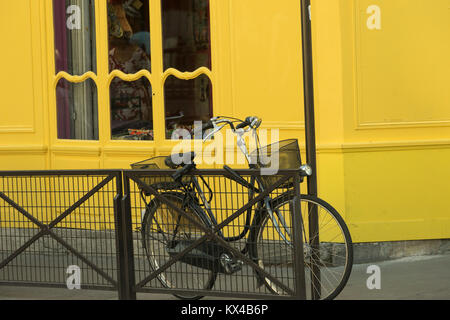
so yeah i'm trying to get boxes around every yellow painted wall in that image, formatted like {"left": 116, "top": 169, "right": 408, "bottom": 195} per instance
{"left": 337, "top": 0, "right": 450, "bottom": 241}
{"left": 0, "top": 0, "right": 449, "bottom": 242}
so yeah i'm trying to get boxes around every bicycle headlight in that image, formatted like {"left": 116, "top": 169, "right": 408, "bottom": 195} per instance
{"left": 250, "top": 117, "right": 262, "bottom": 129}
{"left": 300, "top": 164, "right": 313, "bottom": 176}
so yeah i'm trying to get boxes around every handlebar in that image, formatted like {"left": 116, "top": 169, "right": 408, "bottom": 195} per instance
{"left": 236, "top": 120, "right": 249, "bottom": 130}
{"left": 202, "top": 116, "right": 262, "bottom": 137}
{"left": 236, "top": 116, "right": 262, "bottom": 130}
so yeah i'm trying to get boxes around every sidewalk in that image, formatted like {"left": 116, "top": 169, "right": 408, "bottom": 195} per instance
{"left": 1, "top": 254, "right": 449, "bottom": 300}
{"left": 337, "top": 254, "right": 450, "bottom": 300}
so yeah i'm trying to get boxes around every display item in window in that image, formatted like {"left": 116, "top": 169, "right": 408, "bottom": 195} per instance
{"left": 108, "top": 0, "right": 153, "bottom": 140}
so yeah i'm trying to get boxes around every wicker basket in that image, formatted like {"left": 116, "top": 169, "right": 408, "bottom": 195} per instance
{"left": 131, "top": 156, "right": 188, "bottom": 190}
{"left": 249, "top": 139, "right": 302, "bottom": 189}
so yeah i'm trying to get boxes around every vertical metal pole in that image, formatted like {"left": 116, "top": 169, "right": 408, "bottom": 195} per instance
{"left": 300, "top": 0, "right": 321, "bottom": 299}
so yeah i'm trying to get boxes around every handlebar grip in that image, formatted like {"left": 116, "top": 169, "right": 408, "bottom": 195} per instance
{"left": 236, "top": 116, "right": 259, "bottom": 130}
{"left": 236, "top": 121, "right": 249, "bottom": 130}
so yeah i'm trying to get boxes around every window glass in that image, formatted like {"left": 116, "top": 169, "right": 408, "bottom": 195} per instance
{"left": 165, "top": 74, "right": 212, "bottom": 139}
{"left": 108, "top": 0, "right": 151, "bottom": 73}
{"left": 53, "top": 0, "right": 97, "bottom": 75}
{"left": 107, "top": 0, "right": 153, "bottom": 140}
{"left": 161, "top": 0, "right": 211, "bottom": 72}
{"left": 53, "top": 0, "right": 98, "bottom": 141}
{"left": 56, "top": 78, "right": 99, "bottom": 140}
{"left": 110, "top": 77, "right": 153, "bottom": 140}
{"left": 162, "top": 0, "right": 213, "bottom": 139}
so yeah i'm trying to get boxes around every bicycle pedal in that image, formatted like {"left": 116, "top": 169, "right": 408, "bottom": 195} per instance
{"left": 220, "top": 254, "right": 243, "bottom": 275}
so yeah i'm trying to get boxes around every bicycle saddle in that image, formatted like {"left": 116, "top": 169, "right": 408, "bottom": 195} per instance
{"left": 165, "top": 152, "right": 196, "bottom": 169}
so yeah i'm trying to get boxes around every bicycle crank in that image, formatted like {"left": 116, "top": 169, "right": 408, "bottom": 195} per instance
{"left": 166, "top": 240, "right": 243, "bottom": 274}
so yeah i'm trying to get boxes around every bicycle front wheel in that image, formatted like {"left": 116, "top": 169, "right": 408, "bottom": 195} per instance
{"left": 250, "top": 193, "right": 353, "bottom": 300}
{"left": 142, "top": 192, "right": 216, "bottom": 299}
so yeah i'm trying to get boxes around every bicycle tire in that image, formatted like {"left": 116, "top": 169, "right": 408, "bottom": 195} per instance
{"left": 249, "top": 192, "right": 353, "bottom": 300}
{"left": 141, "top": 192, "right": 217, "bottom": 300}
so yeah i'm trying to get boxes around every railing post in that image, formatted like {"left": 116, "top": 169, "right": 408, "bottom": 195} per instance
{"left": 291, "top": 173, "right": 306, "bottom": 300}
{"left": 114, "top": 171, "right": 136, "bottom": 300}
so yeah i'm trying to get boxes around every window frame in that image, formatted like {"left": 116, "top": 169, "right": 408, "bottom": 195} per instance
{"left": 49, "top": 0, "right": 218, "bottom": 148}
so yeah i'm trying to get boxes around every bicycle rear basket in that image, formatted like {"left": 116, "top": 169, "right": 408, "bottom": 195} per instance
{"left": 249, "top": 139, "right": 301, "bottom": 189}
{"left": 131, "top": 156, "right": 188, "bottom": 190}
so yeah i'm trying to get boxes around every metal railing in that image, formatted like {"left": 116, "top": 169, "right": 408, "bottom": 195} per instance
{"left": 0, "top": 171, "right": 122, "bottom": 292}
{"left": 0, "top": 169, "right": 306, "bottom": 300}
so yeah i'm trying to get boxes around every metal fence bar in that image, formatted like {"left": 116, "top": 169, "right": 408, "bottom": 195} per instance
{"left": 47, "top": 232, "right": 117, "bottom": 286}
{"left": 0, "top": 230, "right": 46, "bottom": 270}
{"left": 48, "top": 175, "right": 115, "bottom": 229}
{"left": 0, "top": 192, "right": 46, "bottom": 228}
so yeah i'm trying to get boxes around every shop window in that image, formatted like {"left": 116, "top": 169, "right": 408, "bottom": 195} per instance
{"left": 52, "top": 0, "right": 214, "bottom": 141}
{"left": 53, "top": 0, "right": 99, "bottom": 140}
{"left": 161, "top": 0, "right": 213, "bottom": 139}
{"left": 107, "top": 0, "right": 153, "bottom": 139}
{"left": 165, "top": 74, "right": 212, "bottom": 139}
{"left": 56, "top": 78, "right": 99, "bottom": 140}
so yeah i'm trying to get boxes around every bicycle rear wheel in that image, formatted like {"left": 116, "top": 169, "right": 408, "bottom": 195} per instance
{"left": 142, "top": 192, "right": 216, "bottom": 299}
{"left": 250, "top": 193, "right": 353, "bottom": 300}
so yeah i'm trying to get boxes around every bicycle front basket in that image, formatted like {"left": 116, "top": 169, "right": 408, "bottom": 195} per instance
{"left": 131, "top": 156, "right": 188, "bottom": 190}
{"left": 249, "top": 139, "right": 302, "bottom": 189}
{"left": 131, "top": 156, "right": 169, "bottom": 170}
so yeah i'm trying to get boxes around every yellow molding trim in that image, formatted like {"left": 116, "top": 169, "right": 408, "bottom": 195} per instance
{"left": 107, "top": 69, "right": 153, "bottom": 85}
{"left": 50, "top": 144, "right": 101, "bottom": 155}
{"left": 0, "top": 145, "right": 48, "bottom": 153}
{"left": 318, "top": 139, "right": 450, "bottom": 153}
{"left": 102, "top": 144, "right": 156, "bottom": 155}
{"left": 356, "top": 120, "right": 450, "bottom": 130}
{"left": 0, "top": 126, "right": 35, "bottom": 133}
{"left": 4, "top": 139, "right": 449, "bottom": 156}
{"left": 54, "top": 71, "right": 98, "bottom": 85}
{"left": 162, "top": 67, "right": 213, "bottom": 82}
{"left": 261, "top": 121, "right": 305, "bottom": 130}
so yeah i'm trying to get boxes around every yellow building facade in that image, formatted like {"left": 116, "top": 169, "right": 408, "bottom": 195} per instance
{"left": 0, "top": 0, "right": 449, "bottom": 243}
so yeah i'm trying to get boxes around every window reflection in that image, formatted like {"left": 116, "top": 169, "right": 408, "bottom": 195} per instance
{"left": 110, "top": 77, "right": 153, "bottom": 140}
{"left": 107, "top": 0, "right": 153, "bottom": 140}
{"left": 56, "top": 78, "right": 99, "bottom": 140}
{"left": 53, "top": 0, "right": 97, "bottom": 75}
{"left": 165, "top": 74, "right": 212, "bottom": 139}
{"left": 162, "top": 0, "right": 213, "bottom": 140}
{"left": 161, "top": 0, "right": 211, "bottom": 71}
{"left": 108, "top": 0, "right": 151, "bottom": 73}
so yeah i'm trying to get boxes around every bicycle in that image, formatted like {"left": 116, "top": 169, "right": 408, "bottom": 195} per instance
{"left": 131, "top": 116, "right": 353, "bottom": 300}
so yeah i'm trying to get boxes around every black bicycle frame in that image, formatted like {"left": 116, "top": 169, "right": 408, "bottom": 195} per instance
{"left": 179, "top": 170, "right": 275, "bottom": 245}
